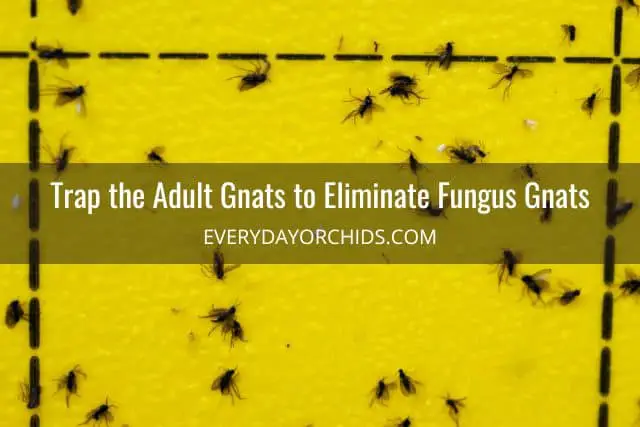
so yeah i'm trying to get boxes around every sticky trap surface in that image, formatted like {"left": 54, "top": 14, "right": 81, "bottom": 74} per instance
{"left": 1, "top": 1, "right": 637, "bottom": 427}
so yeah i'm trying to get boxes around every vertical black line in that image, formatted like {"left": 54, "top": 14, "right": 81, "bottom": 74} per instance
{"left": 614, "top": 6, "right": 623, "bottom": 57}
{"left": 28, "top": 60, "right": 39, "bottom": 112}
{"left": 28, "top": 120, "right": 40, "bottom": 172}
{"left": 27, "top": 356, "right": 40, "bottom": 409}
{"left": 602, "top": 292, "right": 613, "bottom": 340}
{"left": 29, "top": 415, "right": 39, "bottom": 427}
{"left": 598, "top": 403, "right": 609, "bottom": 427}
{"left": 28, "top": 298, "right": 40, "bottom": 350}
{"left": 29, "top": 179, "right": 39, "bottom": 232}
{"left": 30, "top": 0, "right": 37, "bottom": 17}
{"left": 608, "top": 122, "right": 619, "bottom": 172}
{"left": 29, "top": 239, "right": 40, "bottom": 291}
{"left": 599, "top": 347, "right": 612, "bottom": 396}
{"left": 610, "top": 65, "right": 621, "bottom": 115}
{"left": 604, "top": 236, "right": 615, "bottom": 285}
{"left": 606, "top": 179, "right": 618, "bottom": 229}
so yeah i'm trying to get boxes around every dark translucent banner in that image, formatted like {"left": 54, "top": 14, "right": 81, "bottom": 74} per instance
{"left": 2, "top": 163, "right": 635, "bottom": 264}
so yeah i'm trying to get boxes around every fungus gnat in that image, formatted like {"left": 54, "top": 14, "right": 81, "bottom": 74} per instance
{"left": 374, "top": 41, "right": 380, "bottom": 52}
{"left": 5, "top": 300, "right": 28, "bottom": 328}
{"left": 625, "top": 67, "right": 640, "bottom": 88}
{"left": 200, "top": 304, "right": 239, "bottom": 336}
{"left": 445, "top": 141, "right": 486, "bottom": 164}
{"left": 201, "top": 246, "right": 240, "bottom": 280}
{"left": 620, "top": 0, "right": 640, "bottom": 15}
{"left": 397, "top": 148, "right": 423, "bottom": 176}
{"left": 41, "top": 78, "right": 87, "bottom": 115}
{"left": 561, "top": 24, "right": 577, "bottom": 43}
{"left": 380, "top": 73, "right": 426, "bottom": 104}
{"left": 520, "top": 269, "right": 551, "bottom": 305}
{"left": 369, "top": 378, "right": 395, "bottom": 407}
{"left": 146, "top": 146, "right": 167, "bottom": 165}
{"left": 619, "top": 268, "right": 640, "bottom": 298}
{"left": 212, "top": 368, "right": 243, "bottom": 403}
{"left": 443, "top": 394, "right": 466, "bottom": 427}
{"left": 80, "top": 398, "right": 116, "bottom": 426}
{"left": 388, "top": 417, "right": 412, "bottom": 427}
{"left": 31, "top": 39, "right": 68, "bottom": 68}
{"left": 580, "top": 89, "right": 605, "bottom": 117}
{"left": 44, "top": 136, "right": 75, "bottom": 178}
{"left": 228, "top": 59, "right": 270, "bottom": 92}
{"left": 222, "top": 319, "right": 247, "bottom": 347}
{"left": 68, "top": 0, "right": 83, "bottom": 15}
{"left": 490, "top": 63, "right": 533, "bottom": 99}
{"left": 613, "top": 199, "right": 634, "bottom": 224}
{"left": 397, "top": 369, "right": 420, "bottom": 395}
{"left": 495, "top": 249, "right": 521, "bottom": 288}
{"left": 540, "top": 201, "right": 553, "bottom": 223}
{"left": 55, "top": 365, "right": 87, "bottom": 408}
{"left": 342, "top": 90, "right": 383, "bottom": 124}
{"left": 429, "top": 41, "right": 454, "bottom": 71}
{"left": 553, "top": 285, "right": 581, "bottom": 306}
{"left": 519, "top": 163, "right": 538, "bottom": 181}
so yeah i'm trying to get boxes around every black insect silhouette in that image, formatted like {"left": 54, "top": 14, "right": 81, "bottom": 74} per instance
{"left": 552, "top": 285, "right": 581, "bottom": 306}
{"left": 398, "top": 148, "right": 424, "bottom": 176}
{"left": 495, "top": 249, "right": 521, "bottom": 288}
{"left": 380, "top": 73, "right": 426, "bottom": 104}
{"left": 44, "top": 135, "right": 75, "bottom": 179}
{"left": 79, "top": 398, "right": 116, "bottom": 426}
{"left": 41, "top": 78, "right": 87, "bottom": 115}
{"left": 397, "top": 369, "right": 420, "bottom": 395}
{"left": 625, "top": 67, "right": 640, "bottom": 88}
{"left": 518, "top": 163, "right": 537, "bottom": 181}
{"left": 146, "top": 146, "right": 167, "bottom": 164}
{"left": 443, "top": 394, "right": 466, "bottom": 427}
{"left": 55, "top": 365, "right": 87, "bottom": 407}
{"left": 212, "top": 368, "right": 243, "bottom": 403}
{"left": 520, "top": 269, "right": 552, "bottom": 305}
{"left": 369, "top": 378, "right": 395, "bottom": 407}
{"left": 342, "top": 90, "right": 383, "bottom": 124}
{"left": 31, "top": 39, "right": 68, "bottom": 67}
{"left": 429, "top": 41, "right": 454, "bottom": 71}
{"left": 229, "top": 59, "right": 270, "bottom": 91}
{"left": 540, "top": 201, "right": 553, "bottom": 223}
{"left": 5, "top": 300, "right": 27, "bottom": 328}
{"left": 200, "top": 304, "right": 239, "bottom": 336}
{"left": 445, "top": 141, "right": 485, "bottom": 164}
{"left": 490, "top": 63, "right": 533, "bottom": 99}
{"left": 561, "top": 24, "right": 576, "bottom": 42}
{"left": 201, "top": 246, "right": 240, "bottom": 280}
{"left": 619, "top": 268, "right": 640, "bottom": 298}
{"left": 68, "top": 0, "right": 83, "bottom": 15}
{"left": 620, "top": 0, "right": 640, "bottom": 15}
{"left": 388, "top": 417, "right": 412, "bottom": 427}
{"left": 580, "top": 89, "right": 605, "bottom": 117}
{"left": 222, "top": 319, "right": 247, "bottom": 347}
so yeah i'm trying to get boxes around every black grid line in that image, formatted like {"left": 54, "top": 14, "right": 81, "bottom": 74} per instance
{"left": 602, "top": 292, "right": 613, "bottom": 340}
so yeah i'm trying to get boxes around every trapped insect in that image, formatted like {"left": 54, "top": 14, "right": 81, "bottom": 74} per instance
{"left": 200, "top": 304, "right": 239, "bottom": 336}
{"left": 212, "top": 368, "right": 243, "bottom": 403}
{"left": 342, "top": 89, "right": 383, "bottom": 124}
{"left": 55, "top": 365, "right": 87, "bottom": 408}
{"left": 520, "top": 269, "right": 551, "bottom": 305}
{"left": 613, "top": 199, "right": 633, "bottom": 223}
{"left": 388, "top": 417, "right": 412, "bottom": 427}
{"left": 619, "top": 0, "right": 640, "bottom": 15}
{"left": 580, "top": 89, "right": 605, "bottom": 117}
{"left": 561, "top": 24, "right": 576, "bottom": 42}
{"left": 222, "top": 319, "right": 247, "bottom": 347}
{"left": 228, "top": 59, "right": 270, "bottom": 91}
{"left": 443, "top": 394, "right": 466, "bottom": 427}
{"left": 80, "top": 398, "right": 116, "bottom": 426}
{"left": 553, "top": 285, "right": 581, "bottom": 306}
{"left": 540, "top": 201, "right": 553, "bottom": 223}
{"left": 380, "top": 73, "right": 426, "bottom": 104}
{"left": 370, "top": 378, "right": 395, "bottom": 407}
{"left": 519, "top": 163, "right": 537, "bottom": 181}
{"left": 445, "top": 141, "right": 486, "bottom": 164}
{"left": 44, "top": 135, "right": 75, "bottom": 178}
{"left": 5, "top": 300, "right": 28, "bottom": 328}
{"left": 68, "top": 0, "right": 82, "bottom": 15}
{"left": 429, "top": 41, "right": 454, "bottom": 71}
{"left": 31, "top": 39, "right": 68, "bottom": 68}
{"left": 41, "top": 78, "right": 87, "bottom": 115}
{"left": 495, "top": 249, "right": 521, "bottom": 288}
{"left": 397, "top": 369, "right": 420, "bottom": 395}
{"left": 20, "top": 380, "right": 40, "bottom": 409}
{"left": 146, "top": 146, "right": 167, "bottom": 164}
{"left": 201, "top": 246, "right": 240, "bottom": 280}
{"left": 490, "top": 63, "right": 533, "bottom": 99}
{"left": 625, "top": 67, "right": 640, "bottom": 88}
{"left": 619, "top": 268, "right": 640, "bottom": 298}
{"left": 398, "top": 148, "right": 423, "bottom": 176}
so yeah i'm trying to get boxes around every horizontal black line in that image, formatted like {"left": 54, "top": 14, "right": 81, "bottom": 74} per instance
{"left": 602, "top": 292, "right": 613, "bottom": 340}
{"left": 604, "top": 236, "right": 615, "bottom": 285}
{"left": 99, "top": 52, "right": 150, "bottom": 59}
{"left": 0, "top": 51, "right": 28, "bottom": 58}
{"left": 276, "top": 53, "right": 325, "bottom": 60}
{"left": 564, "top": 57, "right": 613, "bottom": 64}
{"left": 158, "top": 52, "right": 209, "bottom": 59}
{"left": 29, "top": 239, "right": 39, "bottom": 291}
{"left": 506, "top": 56, "right": 556, "bottom": 63}
{"left": 391, "top": 54, "right": 497, "bottom": 62}
{"left": 391, "top": 54, "right": 438, "bottom": 61}
{"left": 599, "top": 347, "right": 611, "bottom": 396}
{"left": 334, "top": 54, "right": 383, "bottom": 61}
{"left": 621, "top": 58, "right": 640, "bottom": 64}
{"left": 39, "top": 51, "right": 90, "bottom": 59}
{"left": 29, "top": 298, "right": 40, "bottom": 350}
{"left": 217, "top": 53, "right": 267, "bottom": 60}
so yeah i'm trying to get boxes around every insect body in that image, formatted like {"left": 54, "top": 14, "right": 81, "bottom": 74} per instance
{"left": 68, "top": 0, "right": 83, "bottom": 15}
{"left": 540, "top": 201, "right": 553, "bottom": 223}
{"left": 620, "top": 0, "right": 640, "bottom": 14}
{"left": 212, "top": 369, "right": 243, "bottom": 402}
{"left": 388, "top": 417, "right": 412, "bottom": 427}
{"left": 229, "top": 60, "right": 270, "bottom": 91}
{"left": 56, "top": 365, "right": 87, "bottom": 407}
{"left": 430, "top": 41, "right": 454, "bottom": 71}
{"left": 620, "top": 268, "right": 640, "bottom": 297}
{"left": 581, "top": 89, "right": 604, "bottom": 117}
{"left": 397, "top": 369, "right": 420, "bottom": 395}
{"left": 41, "top": 78, "right": 87, "bottom": 115}
{"left": 490, "top": 63, "right": 533, "bottom": 99}
{"left": 146, "top": 146, "right": 167, "bottom": 164}
{"left": 200, "top": 304, "right": 239, "bottom": 336}
{"left": 443, "top": 394, "right": 466, "bottom": 427}
{"left": 80, "top": 399, "right": 116, "bottom": 426}
{"left": 370, "top": 378, "right": 395, "bottom": 407}
{"left": 31, "top": 40, "right": 68, "bottom": 67}
{"left": 561, "top": 24, "right": 576, "bottom": 42}
{"left": 444, "top": 141, "right": 486, "bottom": 164}
{"left": 380, "top": 73, "right": 425, "bottom": 104}
{"left": 554, "top": 287, "right": 581, "bottom": 305}
{"left": 625, "top": 67, "right": 640, "bottom": 88}
{"left": 496, "top": 249, "right": 520, "bottom": 287}
{"left": 520, "top": 269, "right": 551, "bottom": 304}
{"left": 342, "top": 90, "right": 383, "bottom": 123}
{"left": 222, "top": 320, "right": 246, "bottom": 347}
{"left": 5, "top": 300, "right": 28, "bottom": 328}
{"left": 44, "top": 136, "right": 75, "bottom": 178}
{"left": 201, "top": 246, "right": 240, "bottom": 280}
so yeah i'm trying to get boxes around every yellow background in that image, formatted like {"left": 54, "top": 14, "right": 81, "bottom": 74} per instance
{"left": 1, "top": 1, "right": 638, "bottom": 426}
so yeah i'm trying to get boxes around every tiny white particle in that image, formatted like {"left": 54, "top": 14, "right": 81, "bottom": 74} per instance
{"left": 11, "top": 194, "right": 20, "bottom": 210}
{"left": 437, "top": 144, "right": 447, "bottom": 153}
{"left": 524, "top": 119, "right": 538, "bottom": 130}
{"left": 75, "top": 102, "right": 82, "bottom": 115}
